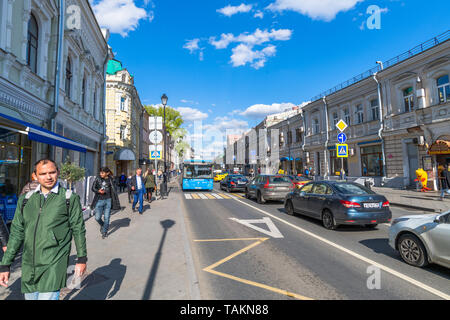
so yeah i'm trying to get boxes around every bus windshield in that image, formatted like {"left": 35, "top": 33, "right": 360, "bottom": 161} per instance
{"left": 183, "top": 164, "right": 213, "bottom": 179}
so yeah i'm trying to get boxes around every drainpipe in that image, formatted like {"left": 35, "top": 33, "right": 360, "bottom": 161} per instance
{"left": 323, "top": 97, "right": 330, "bottom": 179}
{"left": 49, "top": 0, "right": 64, "bottom": 158}
{"left": 373, "top": 73, "right": 387, "bottom": 180}
{"left": 101, "top": 49, "right": 111, "bottom": 167}
{"left": 301, "top": 109, "right": 307, "bottom": 172}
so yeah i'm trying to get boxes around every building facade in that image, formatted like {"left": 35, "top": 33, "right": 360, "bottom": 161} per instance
{"left": 105, "top": 59, "right": 143, "bottom": 176}
{"left": 0, "top": 0, "right": 108, "bottom": 195}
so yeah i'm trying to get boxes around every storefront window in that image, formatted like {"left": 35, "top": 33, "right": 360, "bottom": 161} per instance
{"left": 361, "top": 145, "right": 383, "bottom": 176}
{"left": 330, "top": 149, "right": 348, "bottom": 176}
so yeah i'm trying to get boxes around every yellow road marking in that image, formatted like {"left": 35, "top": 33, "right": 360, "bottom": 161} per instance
{"left": 205, "top": 193, "right": 216, "bottom": 199}
{"left": 197, "top": 238, "right": 314, "bottom": 300}
{"left": 191, "top": 194, "right": 200, "bottom": 199}
{"left": 219, "top": 193, "right": 231, "bottom": 199}
{"left": 233, "top": 193, "right": 245, "bottom": 199}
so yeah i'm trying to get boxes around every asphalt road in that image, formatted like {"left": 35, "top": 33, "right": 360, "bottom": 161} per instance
{"left": 181, "top": 183, "right": 450, "bottom": 300}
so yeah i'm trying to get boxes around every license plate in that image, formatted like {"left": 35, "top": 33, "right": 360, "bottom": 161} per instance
{"left": 238, "top": 181, "right": 246, "bottom": 185}
{"left": 364, "top": 203, "right": 381, "bottom": 209}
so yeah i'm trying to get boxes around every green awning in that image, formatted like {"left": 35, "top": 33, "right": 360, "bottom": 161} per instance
{"left": 106, "top": 59, "right": 123, "bottom": 75}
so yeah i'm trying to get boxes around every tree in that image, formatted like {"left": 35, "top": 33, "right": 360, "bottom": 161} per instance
{"left": 59, "top": 156, "right": 85, "bottom": 190}
{"left": 144, "top": 105, "right": 183, "bottom": 136}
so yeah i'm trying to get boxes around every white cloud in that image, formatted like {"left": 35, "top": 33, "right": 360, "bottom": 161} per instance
{"left": 90, "top": 0, "right": 152, "bottom": 37}
{"left": 267, "top": 0, "right": 364, "bottom": 21}
{"left": 217, "top": 3, "right": 253, "bottom": 17}
{"left": 176, "top": 107, "right": 209, "bottom": 121}
{"left": 240, "top": 102, "right": 297, "bottom": 118}
{"left": 231, "top": 44, "right": 276, "bottom": 69}
{"left": 254, "top": 10, "right": 264, "bottom": 19}
{"left": 209, "top": 28, "right": 292, "bottom": 49}
{"left": 183, "top": 38, "right": 201, "bottom": 53}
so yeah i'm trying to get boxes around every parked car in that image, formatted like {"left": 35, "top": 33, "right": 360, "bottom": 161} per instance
{"left": 388, "top": 211, "right": 450, "bottom": 268}
{"left": 284, "top": 181, "right": 392, "bottom": 230}
{"left": 220, "top": 175, "right": 249, "bottom": 192}
{"left": 214, "top": 173, "right": 228, "bottom": 182}
{"left": 245, "top": 175, "right": 294, "bottom": 203}
{"left": 287, "top": 175, "right": 311, "bottom": 189}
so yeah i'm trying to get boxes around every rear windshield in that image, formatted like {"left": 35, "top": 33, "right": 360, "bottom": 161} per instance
{"left": 333, "top": 183, "right": 375, "bottom": 195}
{"left": 269, "top": 176, "right": 291, "bottom": 183}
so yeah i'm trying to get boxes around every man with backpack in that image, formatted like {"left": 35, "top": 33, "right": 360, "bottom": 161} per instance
{"left": 0, "top": 159, "right": 87, "bottom": 300}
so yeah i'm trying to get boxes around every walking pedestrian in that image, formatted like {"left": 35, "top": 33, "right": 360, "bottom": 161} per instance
{"left": 130, "top": 168, "right": 145, "bottom": 214}
{"left": 91, "top": 167, "right": 120, "bottom": 239}
{"left": 143, "top": 168, "right": 156, "bottom": 203}
{"left": 0, "top": 214, "right": 8, "bottom": 253}
{"left": 119, "top": 173, "right": 127, "bottom": 193}
{"left": 439, "top": 163, "right": 450, "bottom": 201}
{"left": 0, "top": 159, "right": 87, "bottom": 300}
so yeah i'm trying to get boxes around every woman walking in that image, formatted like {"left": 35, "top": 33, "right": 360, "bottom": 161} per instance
{"left": 143, "top": 168, "right": 156, "bottom": 203}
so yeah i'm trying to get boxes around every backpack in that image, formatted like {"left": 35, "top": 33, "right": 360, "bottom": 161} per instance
{"left": 21, "top": 189, "right": 73, "bottom": 216}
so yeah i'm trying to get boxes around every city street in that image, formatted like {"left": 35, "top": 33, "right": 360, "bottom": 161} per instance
{"left": 182, "top": 183, "right": 450, "bottom": 300}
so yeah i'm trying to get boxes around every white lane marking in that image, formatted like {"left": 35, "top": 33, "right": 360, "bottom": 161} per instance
{"left": 230, "top": 217, "right": 284, "bottom": 239}
{"left": 184, "top": 194, "right": 192, "bottom": 200}
{"left": 212, "top": 193, "right": 223, "bottom": 199}
{"left": 231, "top": 197, "right": 450, "bottom": 300}
{"left": 198, "top": 193, "right": 208, "bottom": 199}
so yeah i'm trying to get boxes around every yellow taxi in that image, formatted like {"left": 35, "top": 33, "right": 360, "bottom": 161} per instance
{"left": 214, "top": 173, "right": 228, "bottom": 182}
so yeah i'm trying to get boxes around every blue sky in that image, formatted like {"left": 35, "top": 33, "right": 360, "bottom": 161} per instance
{"left": 91, "top": 0, "right": 450, "bottom": 158}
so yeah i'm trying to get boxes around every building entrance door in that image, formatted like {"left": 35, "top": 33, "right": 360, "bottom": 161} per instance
{"left": 407, "top": 143, "right": 419, "bottom": 186}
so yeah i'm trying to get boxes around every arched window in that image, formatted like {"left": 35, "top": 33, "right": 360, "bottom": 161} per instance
{"left": 437, "top": 75, "right": 450, "bottom": 104}
{"left": 81, "top": 76, "right": 87, "bottom": 110}
{"left": 65, "top": 57, "right": 72, "bottom": 98}
{"left": 26, "top": 13, "right": 38, "bottom": 73}
{"left": 403, "top": 87, "right": 414, "bottom": 112}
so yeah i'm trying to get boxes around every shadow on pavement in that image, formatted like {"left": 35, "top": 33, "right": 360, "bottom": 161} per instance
{"left": 108, "top": 217, "right": 131, "bottom": 236}
{"left": 63, "top": 258, "right": 127, "bottom": 300}
{"left": 141, "top": 219, "right": 175, "bottom": 300}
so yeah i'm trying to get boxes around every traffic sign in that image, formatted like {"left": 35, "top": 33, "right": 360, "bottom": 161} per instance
{"left": 150, "top": 151, "right": 161, "bottom": 160}
{"left": 336, "top": 120, "right": 348, "bottom": 132}
{"left": 149, "top": 130, "right": 163, "bottom": 144}
{"left": 337, "top": 132, "right": 347, "bottom": 144}
{"left": 149, "top": 117, "right": 163, "bottom": 130}
{"left": 336, "top": 144, "right": 348, "bottom": 158}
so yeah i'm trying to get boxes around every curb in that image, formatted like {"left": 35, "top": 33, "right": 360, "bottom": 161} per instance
{"left": 389, "top": 202, "right": 441, "bottom": 213}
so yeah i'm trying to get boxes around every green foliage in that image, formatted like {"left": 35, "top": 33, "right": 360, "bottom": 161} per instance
{"left": 172, "top": 128, "right": 191, "bottom": 158}
{"left": 59, "top": 156, "right": 85, "bottom": 189}
{"left": 144, "top": 105, "right": 184, "bottom": 136}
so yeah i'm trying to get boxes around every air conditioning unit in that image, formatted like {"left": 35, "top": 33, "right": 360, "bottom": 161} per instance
{"left": 418, "top": 136, "right": 425, "bottom": 146}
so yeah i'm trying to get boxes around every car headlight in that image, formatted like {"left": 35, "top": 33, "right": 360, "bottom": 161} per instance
{"left": 391, "top": 218, "right": 410, "bottom": 226}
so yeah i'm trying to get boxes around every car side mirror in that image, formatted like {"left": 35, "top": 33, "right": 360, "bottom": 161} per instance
{"left": 434, "top": 215, "right": 446, "bottom": 224}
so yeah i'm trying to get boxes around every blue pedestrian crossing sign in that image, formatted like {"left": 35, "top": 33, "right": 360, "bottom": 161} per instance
{"left": 337, "top": 132, "right": 347, "bottom": 144}
{"left": 150, "top": 151, "right": 161, "bottom": 160}
{"left": 336, "top": 144, "right": 348, "bottom": 158}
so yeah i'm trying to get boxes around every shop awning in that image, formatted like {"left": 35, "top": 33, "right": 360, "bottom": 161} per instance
{"left": 114, "top": 148, "right": 136, "bottom": 161}
{"left": 0, "top": 113, "right": 87, "bottom": 153}
{"left": 428, "top": 140, "right": 450, "bottom": 155}
{"left": 280, "top": 157, "right": 293, "bottom": 161}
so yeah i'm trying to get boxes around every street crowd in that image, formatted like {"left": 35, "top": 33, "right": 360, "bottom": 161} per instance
{"left": 0, "top": 158, "right": 173, "bottom": 300}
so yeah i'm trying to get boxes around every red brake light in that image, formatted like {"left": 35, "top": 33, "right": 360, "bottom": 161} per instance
{"left": 230, "top": 181, "right": 235, "bottom": 185}
{"left": 382, "top": 201, "right": 390, "bottom": 207}
{"left": 340, "top": 200, "right": 361, "bottom": 208}
{"left": 264, "top": 179, "right": 273, "bottom": 189}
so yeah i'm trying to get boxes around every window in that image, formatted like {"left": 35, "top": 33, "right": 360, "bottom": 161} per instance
{"left": 403, "top": 87, "right": 414, "bottom": 112}
{"left": 26, "top": 14, "right": 38, "bottom": 73}
{"left": 333, "top": 183, "right": 374, "bottom": 195}
{"left": 93, "top": 87, "right": 97, "bottom": 119}
{"left": 312, "top": 183, "right": 329, "bottom": 195}
{"left": 295, "top": 128, "right": 302, "bottom": 143}
{"left": 330, "top": 149, "right": 348, "bottom": 176}
{"left": 81, "top": 77, "right": 87, "bottom": 110}
{"left": 120, "top": 125, "right": 126, "bottom": 140}
{"left": 313, "top": 118, "right": 320, "bottom": 134}
{"left": 287, "top": 130, "right": 292, "bottom": 145}
{"left": 370, "top": 99, "right": 379, "bottom": 121}
{"left": 120, "top": 97, "right": 126, "bottom": 111}
{"left": 65, "top": 57, "right": 72, "bottom": 98}
{"left": 300, "top": 183, "right": 314, "bottom": 193}
{"left": 332, "top": 112, "right": 339, "bottom": 127}
{"left": 361, "top": 145, "right": 383, "bottom": 176}
{"left": 355, "top": 104, "right": 364, "bottom": 124}
{"left": 437, "top": 75, "right": 450, "bottom": 104}
{"left": 344, "top": 108, "right": 351, "bottom": 125}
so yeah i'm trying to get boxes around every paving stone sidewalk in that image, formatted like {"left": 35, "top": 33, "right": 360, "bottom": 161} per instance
{"left": 0, "top": 180, "right": 201, "bottom": 300}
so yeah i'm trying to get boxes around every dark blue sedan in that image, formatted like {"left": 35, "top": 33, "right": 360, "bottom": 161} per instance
{"left": 284, "top": 181, "right": 392, "bottom": 230}
{"left": 220, "top": 175, "right": 249, "bottom": 193}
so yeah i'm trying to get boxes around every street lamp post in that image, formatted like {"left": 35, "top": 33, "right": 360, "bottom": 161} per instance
{"left": 161, "top": 94, "right": 168, "bottom": 197}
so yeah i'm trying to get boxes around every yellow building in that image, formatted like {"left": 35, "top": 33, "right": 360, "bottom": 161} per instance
{"left": 105, "top": 59, "right": 143, "bottom": 176}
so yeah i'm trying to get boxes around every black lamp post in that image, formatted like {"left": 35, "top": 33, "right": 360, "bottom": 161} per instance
{"left": 161, "top": 94, "right": 168, "bottom": 185}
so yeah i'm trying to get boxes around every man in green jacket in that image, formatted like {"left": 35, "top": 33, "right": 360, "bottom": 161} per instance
{"left": 0, "top": 159, "right": 87, "bottom": 300}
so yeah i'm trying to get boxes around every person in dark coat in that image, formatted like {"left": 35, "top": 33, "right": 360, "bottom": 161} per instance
{"left": 91, "top": 167, "right": 121, "bottom": 238}
{"left": 440, "top": 163, "right": 450, "bottom": 200}
{"left": 0, "top": 215, "right": 8, "bottom": 253}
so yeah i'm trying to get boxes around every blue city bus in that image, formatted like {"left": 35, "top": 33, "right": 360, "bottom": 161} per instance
{"left": 182, "top": 160, "right": 214, "bottom": 191}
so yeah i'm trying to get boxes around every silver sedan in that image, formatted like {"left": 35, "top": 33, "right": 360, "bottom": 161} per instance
{"left": 388, "top": 211, "right": 450, "bottom": 268}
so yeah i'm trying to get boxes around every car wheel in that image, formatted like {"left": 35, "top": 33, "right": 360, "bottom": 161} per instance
{"left": 285, "top": 200, "right": 295, "bottom": 216}
{"left": 397, "top": 234, "right": 429, "bottom": 267}
{"left": 365, "top": 224, "right": 378, "bottom": 229}
{"left": 226, "top": 186, "right": 230, "bottom": 193}
{"left": 322, "top": 210, "right": 337, "bottom": 230}
{"left": 257, "top": 191, "right": 265, "bottom": 204}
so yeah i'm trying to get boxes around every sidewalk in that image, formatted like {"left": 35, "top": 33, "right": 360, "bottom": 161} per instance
{"left": 0, "top": 179, "right": 201, "bottom": 300}
{"left": 372, "top": 187, "right": 450, "bottom": 213}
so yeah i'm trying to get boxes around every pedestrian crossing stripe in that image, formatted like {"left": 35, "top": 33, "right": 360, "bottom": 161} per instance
{"left": 184, "top": 193, "right": 233, "bottom": 200}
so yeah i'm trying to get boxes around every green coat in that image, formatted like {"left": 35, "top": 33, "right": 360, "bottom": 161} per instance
{"left": 144, "top": 174, "right": 156, "bottom": 188}
{"left": 0, "top": 186, "right": 87, "bottom": 293}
